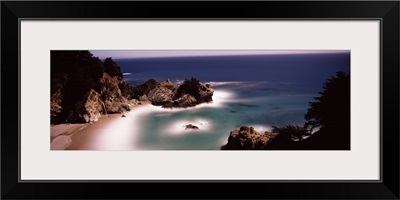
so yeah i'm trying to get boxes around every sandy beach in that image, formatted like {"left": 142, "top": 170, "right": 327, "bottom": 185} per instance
{"left": 50, "top": 102, "right": 150, "bottom": 150}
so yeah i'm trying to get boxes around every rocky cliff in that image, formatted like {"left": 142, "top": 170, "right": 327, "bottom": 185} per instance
{"left": 51, "top": 51, "right": 143, "bottom": 124}
{"left": 51, "top": 72, "right": 140, "bottom": 124}
{"left": 65, "top": 89, "right": 104, "bottom": 123}
{"left": 223, "top": 126, "right": 304, "bottom": 150}
{"left": 98, "top": 73, "right": 131, "bottom": 114}
{"left": 223, "top": 126, "right": 277, "bottom": 150}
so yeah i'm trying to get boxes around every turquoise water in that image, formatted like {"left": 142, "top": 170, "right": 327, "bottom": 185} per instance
{"left": 129, "top": 83, "right": 314, "bottom": 150}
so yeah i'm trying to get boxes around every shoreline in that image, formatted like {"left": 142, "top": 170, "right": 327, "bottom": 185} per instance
{"left": 50, "top": 88, "right": 295, "bottom": 150}
{"left": 50, "top": 101, "right": 150, "bottom": 150}
{"left": 50, "top": 89, "right": 239, "bottom": 150}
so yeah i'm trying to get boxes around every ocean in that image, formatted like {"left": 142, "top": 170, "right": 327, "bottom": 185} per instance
{"left": 106, "top": 53, "right": 350, "bottom": 150}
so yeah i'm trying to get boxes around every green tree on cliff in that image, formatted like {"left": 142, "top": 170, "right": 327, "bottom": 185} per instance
{"left": 51, "top": 51, "right": 104, "bottom": 102}
{"left": 104, "top": 57, "right": 123, "bottom": 78}
{"left": 272, "top": 125, "right": 309, "bottom": 141}
{"left": 177, "top": 77, "right": 201, "bottom": 97}
{"left": 299, "top": 70, "right": 351, "bottom": 149}
{"left": 304, "top": 71, "right": 350, "bottom": 132}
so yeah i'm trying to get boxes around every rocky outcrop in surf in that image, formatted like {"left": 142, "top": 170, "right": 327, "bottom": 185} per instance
{"left": 223, "top": 125, "right": 332, "bottom": 150}
{"left": 223, "top": 126, "right": 277, "bottom": 150}
{"left": 185, "top": 124, "right": 199, "bottom": 130}
{"left": 130, "top": 77, "right": 214, "bottom": 108}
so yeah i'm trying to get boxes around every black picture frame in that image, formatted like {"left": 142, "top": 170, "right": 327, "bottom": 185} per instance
{"left": 1, "top": 1, "right": 399, "bottom": 199}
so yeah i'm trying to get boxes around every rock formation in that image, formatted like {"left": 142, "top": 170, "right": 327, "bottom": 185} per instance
{"left": 185, "top": 124, "right": 199, "bottom": 130}
{"left": 50, "top": 88, "right": 63, "bottom": 123}
{"left": 131, "top": 78, "right": 214, "bottom": 108}
{"left": 50, "top": 51, "right": 214, "bottom": 124}
{"left": 223, "top": 126, "right": 299, "bottom": 150}
{"left": 99, "top": 73, "right": 131, "bottom": 113}
{"left": 130, "top": 79, "right": 161, "bottom": 99}
{"left": 224, "top": 126, "right": 277, "bottom": 150}
{"left": 65, "top": 89, "right": 104, "bottom": 123}
{"left": 51, "top": 71, "right": 149, "bottom": 123}
{"left": 51, "top": 51, "right": 136, "bottom": 124}
{"left": 51, "top": 76, "right": 214, "bottom": 124}
{"left": 147, "top": 83, "right": 175, "bottom": 105}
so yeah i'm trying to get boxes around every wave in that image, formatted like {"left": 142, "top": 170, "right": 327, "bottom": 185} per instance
{"left": 85, "top": 111, "right": 140, "bottom": 150}
{"left": 207, "top": 81, "right": 243, "bottom": 87}
{"left": 207, "top": 81, "right": 277, "bottom": 92}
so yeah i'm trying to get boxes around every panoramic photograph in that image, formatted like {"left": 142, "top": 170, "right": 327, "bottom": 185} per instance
{"left": 50, "top": 50, "right": 350, "bottom": 150}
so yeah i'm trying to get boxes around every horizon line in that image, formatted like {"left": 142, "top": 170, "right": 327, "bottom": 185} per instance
{"left": 89, "top": 50, "right": 350, "bottom": 60}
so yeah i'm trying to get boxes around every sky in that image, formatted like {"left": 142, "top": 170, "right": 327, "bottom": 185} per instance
{"left": 89, "top": 50, "right": 350, "bottom": 60}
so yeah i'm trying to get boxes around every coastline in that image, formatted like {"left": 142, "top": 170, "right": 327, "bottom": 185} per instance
{"left": 50, "top": 101, "right": 150, "bottom": 150}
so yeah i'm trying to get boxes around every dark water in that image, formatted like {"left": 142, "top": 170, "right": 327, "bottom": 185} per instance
{"left": 112, "top": 53, "right": 350, "bottom": 150}
{"left": 116, "top": 53, "right": 349, "bottom": 92}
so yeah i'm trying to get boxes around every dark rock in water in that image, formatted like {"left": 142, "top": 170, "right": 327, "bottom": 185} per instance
{"left": 147, "top": 86, "right": 175, "bottom": 105}
{"left": 223, "top": 126, "right": 300, "bottom": 150}
{"left": 122, "top": 115, "right": 126, "bottom": 117}
{"left": 130, "top": 79, "right": 161, "bottom": 98}
{"left": 194, "top": 82, "right": 214, "bottom": 103}
{"left": 65, "top": 89, "right": 104, "bottom": 123}
{"left": 185, "top": 124, "right": 199, "bottom": 130}
{"left": 162, "top": 94, "right": 197, "bottom": 108}
{"left": 139, "top": 78, "right": 214, "bottom": 108}
{"left": 224, "top": 126, "right": 276, "bottom": 150}
{"left": 177, "top": 94, "right": 198, "bottom": 107}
